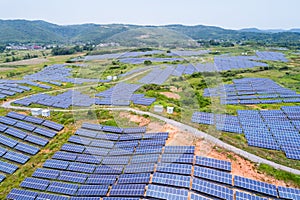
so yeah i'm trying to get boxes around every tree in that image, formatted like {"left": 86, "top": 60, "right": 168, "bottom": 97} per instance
{"left": 144, "top": 60, "right": 152, "bottom": 65}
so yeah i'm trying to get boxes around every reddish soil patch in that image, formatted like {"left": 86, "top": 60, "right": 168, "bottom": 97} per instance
{"left": 160, "top": 92, "right": 181, "bottom": 99}
{"left": 207, "top": 146, "right": 289, "bottom": 187}
{"left": 119, "top": 112, "right": 151, "bottom": 127}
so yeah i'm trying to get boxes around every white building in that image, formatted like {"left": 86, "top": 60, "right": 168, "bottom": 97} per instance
{"left": 31, "top": 108, "right": 42, "bottom": 116}
{"left": 42, "top": 109, "right": 50, "bottom": 117}
{"left": 167, "top": 107, "right": 174, "bottom": 114}
{"left": 154, "top": 105, "right": 164, "bottom": 113}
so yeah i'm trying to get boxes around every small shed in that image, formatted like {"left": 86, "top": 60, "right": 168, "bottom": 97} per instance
{"left": 31, "top": 108, "right": 42, "bottom": 116}
{"left": 107, "top": 76, "right": 113, "bottom": 80}
{"left": 113, "top": 76, "right": 118, "bottom": 81}
{"left": 167, "top": 107, "right": 174, "bottom": 114}
{"left": 154, "top": 105, "right": 164, "bottom": 113}
{"left": 42, "top": 109, "right": 50, "bottom": 117}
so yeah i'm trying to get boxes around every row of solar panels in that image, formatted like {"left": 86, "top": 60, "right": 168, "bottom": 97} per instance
{"left": 7, "top": 123, "right": 300, "bottom": 200}
{"left": 0, "top": 112, "right": 63, "bottom": 184}
{"left": 204, "top": 78, "right": 299, "bottom": 105}
{"left": 14, "top": 87, "right": 156, "bottom": 108}
{"left": 192, "top": 106, "right": 300, "bottom": 160}
{"left": 0, "top": 81, "right": 52, "bottom": 99}
{"left": 24, "top": 64, "right": 101, "bottom": 84}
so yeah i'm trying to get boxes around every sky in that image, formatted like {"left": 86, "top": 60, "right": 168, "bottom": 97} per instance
{"left": 0, "top": 0, "right": 299, "bottom": 29}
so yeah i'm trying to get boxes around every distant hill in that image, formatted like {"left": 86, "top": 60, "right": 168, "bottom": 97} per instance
{"left": 0, "top": 19, "right": 300, "bottom": 47}
{"left": 105, "top": 27, "right": 199, "bottom": 48}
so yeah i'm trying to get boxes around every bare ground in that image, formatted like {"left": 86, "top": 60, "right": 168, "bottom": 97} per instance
{"left": 160, "top": 92, "right": 181, "bottom": 100}
{"left": 0, "top": 58, "right": 48, "bottom": 66}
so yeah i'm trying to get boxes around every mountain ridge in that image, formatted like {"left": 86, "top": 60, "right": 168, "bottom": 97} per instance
{"left": 0, "top": 19, "right": 300, "bottom": 46}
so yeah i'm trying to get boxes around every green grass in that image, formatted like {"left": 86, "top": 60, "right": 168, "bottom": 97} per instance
{"left": 258, "top": 164, "right": 300, "bottom": 188}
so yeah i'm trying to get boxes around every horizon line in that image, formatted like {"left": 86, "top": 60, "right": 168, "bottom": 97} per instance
{"left": 0, "top": 18, "right": 299, "bottom": 31}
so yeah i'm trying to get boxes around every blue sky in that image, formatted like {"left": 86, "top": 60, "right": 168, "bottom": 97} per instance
{"left": 0, "top": 0, "right": 299, "bottom": 29}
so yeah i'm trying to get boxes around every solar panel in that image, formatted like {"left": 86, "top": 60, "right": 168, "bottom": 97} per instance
{"left": 15, "top": 143, "right": 40, "bottom": 155}
{"left": 118, "top": 173, "right": 151, "bottom": 184}
{"left": 146, "top": 184, "right": 188, "bottom": 200}
{"left": 0, "top": 134, "right": 18, "bottom": 148}
{"left": 0, "top": 116, "right": 18, "bottom": 126}
{"left": 76, "top": 154, "right": 102, "bottom": 164}
{"left": 131, "top": 154, "right": 160, "bottom": 164}
{"left": 43, "top": 159, "right": 70, "bottom": 170}
{"left": 77, "top": 185, "right": 109, "bottom": 196}
{"left": 67, "top": 162, "right": 96, "bottom": 173}
{"left": 36, "top": 193, "right": 69, "bottom": 200}
{"left": 81, "top": 123, "right": 103, "bottom": 131}
{"left": 34, "top": 127, "right": 57, "bottom": 138}
{"left": 6, "top": 112, "right": 26, "bottom": 120}
{"left": 190, "top": 193, "right": 211, "bottom": 200}
{"left": 192, "top": 178, "right": 234, "bottom": 200}
{"left": 3, "top": 151, "right": 29, "bottom": 164}
{"left": 58, "top": 171, "right": 88, "bottom": 183}
{"left": 236, "top": 191, "right": 268, "bottom": 200}
{"left": 70, "top": 197, "right": 101, "bottom": 200}
{"left": 4, "top": 127, "right": 27, "bottom": 139}
{"left": 0, "top": 160, "right": 18, "bottom": 174}
{"left": 195, "top": 156, "right": 232, "bottom": 172}
{"left": 20, "top": 177, "right": 50, "bottom": 191}
{"left": 234, "top": 176, "right": 277, "bottom": 197}
{"left": 161, "top": 153, "right": 194, "bottom": 164}
{"left": 61, "top": 143, "right": 85, "bottom": 153}
{"left": 90, "top": 140, "right": 114, "bottom": 149}
{"left": 32, "top": 168, "right": 60, "bottom": 180}
{"left": 124, "top": 163, "right": 155, "bottom": 174}
{"left": 102, "top": 156, "right": 130, "bottom": 165}
{"left": 164, "top": 146, "right": 195, "bottom": 154}
{"left": 42, "top": 120, "right": 64, "bottom": 131}
{"left": 14, "top": 121, "right": 36, "bottom": 132}
{"left": 84, "top": 147, "right": 109, "bottom": 156}
{"left": 23, "top": 116, "right": 44, "bottom": 124}
{"left": 194, "top": 166, "right": 232, "bottom": 185}
{"left": 68, "top": 135, "right": 91, "bottom": 145}
{"left": 24, "top": 135, "right": 48, "bottom": 146}
{"left": 94, "top": 165, "right": 124, "bottom": 174}
{"left": 108, "top": 148, "right": 134, "bottom": 156}
{"left": 156, "top": 163, "right": 192, "bottom": 175}
{"left": 152, "top": 172, "right": 191, "bottom": 188}
{"left": 52, "top": 151, "right": 78, "bottom": 161}
{"left": 135, "top": 146, "right": 163, "bottom": 154}
{"left": 0, "top": 123, "right": 8, "bottom": 132}
{"left": 7, "top": 189, "right": 38, "bottom": 200}
{"left": 86, "top": 174, "right": 118, "bottom": 184}
{"left": 47, "top": 181, "right": 79, "bottom": 195}
{"left": 103, "top": 198, "right": 140, "bottom": 200}
{"left": 278, "top": 186, "right": 300, "bottom": 199}
{"left": 110, "top": 184, "right": 146, "bottom": 197}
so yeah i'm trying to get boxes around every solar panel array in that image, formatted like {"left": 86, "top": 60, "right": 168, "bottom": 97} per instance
{"left": 119, "top": 57, "right": 184, "bottom": 64}
{"left": 95, "top": 82, "right": 156, "bottom": 106}
{"left": 192, "top": 106, "right": 300, "bottom": 160}
{"left": 254, "top": 51, "right": 288, "bottom": 62}
{"left": 139, "top": 66, "right": 175, "bottom": 85}
{"left": 204, "top": 78, "right": 300, "bottom": 105}
{"left": 0, "top": 79, "right": 54, "bottom": 99}
{"left": 85, "top": 50, "right": 165, "bottom": 61}
{"left": 24, "top": 64, "right": 101, "bottom": 84}
{"left": 14, "top": 90, "right": 96, "bottom": 108}
{"left": 0, "top": 112, "right": 63, "bottom": 184}
{"left": 8, "top": 123, "right": 300, "bottom": 199}
{"left": 166, "top": 50, "right": 210, "bottom": 57}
